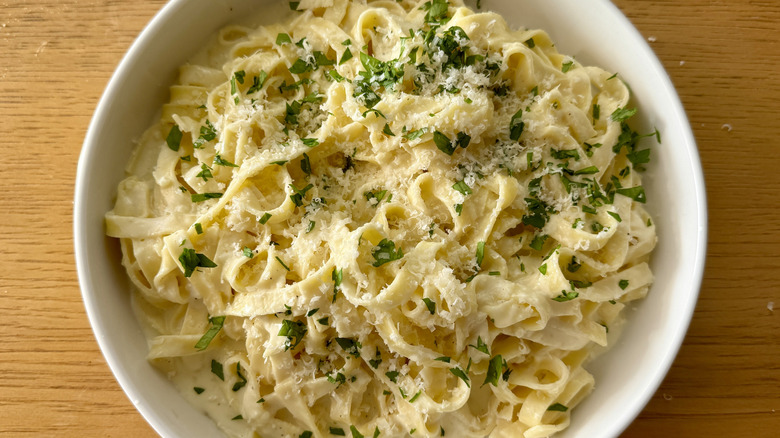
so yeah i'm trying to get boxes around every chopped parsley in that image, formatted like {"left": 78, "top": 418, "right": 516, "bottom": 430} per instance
{"left": 483, "top": 354, "right": 504, "bottom": 387}
{"left": 452, "top": 180, "right": 472, "bottom": 195}
{"left": 510, "top": 109, "right": 525, "bottom": 141}
{"left": 422, "top": 297, "right": 436, "bottom": 314}
{"left": 475, "top": 241, "right": 485, "bottom": 267}
{"left": 611, "top": 107, "right": 638, "bottom": 122}
{"left": 214, "top": 154, "right": 238, "bottom": 167}
{"left": 332, "top": 267, "right": 343, "bottom": 302}
{"left": 193, "top": 387, "right": 205, "bottom": 394}
{"left": 352, "top": 52, "right": 404, "bottom": 108}
{"left": 561, "top": 60, "right": 574, "bottom": 72}
{"left": 166, "top": 124, "right": 182, "bottom": 151}
{"left": 529, "top": 234, "right": 548, "bottom": 251}
{"left": 547, "top": 403, "right": 569, "bottom": 412}
{"left": 275, "top": 256, "right": 290, "bottom": 271}
{"left": 232, "top": 362, "right": 247, "bottom": 391}
{"left": 522, "top": 196, "right": 552, "bottom": 228}
{"left": 433, "top": 131, "right": 454, "bottom": 155}
{"left": 194, "top": 315, "right": 225, "bottom": 350}
{"left": 385, "top": 370, "right": 400, "bottom": 383}
{"left": 567, "top": 256, "right": 581, "bottom": 273}
{"left": 194, "top": 222, "right": 203, "bottom": 234}
{"left": 191, "top": 192, "right": 222, "bottom": 203}
{"left": 211, "top": 359, "right": 224, "bottom": 380}
{"left": 330, "top": 428, "right": 346, "bottom": 436}
{"left": 300, "top": 153, "right": 311, "bottom": 175}
{"left": 289, "top": 183, "right": 314, "bottom": 206}
{"left": 302, "top": 138, "right": 319, "bottom": 147}
{"left": 371, "top": 238, "right": 404, "bottom": 267}
{"left": 242, "top": 246, "right": 254, "bottom": 258}
{"left": 368, "top": 348, "right": 383, "bottom": 368}
{"left": 449, "top": 367, "right": 470, "bottom": 387}
{"left": 247, "top": 71, "right": 268, "bottom": 94}
{"left": 335, "top": 337, "right": 362, "bottom": 358}
{"left": 616, "top": 186, "right": 647, "bottom": 203}
{"left": 276, "top": 33, "right": 291, "bottom": 45}
{"left": 619, "top": 279, "right": 630, "bottom": 290}
{"left": 553, "top": 290, "right": 579, "bottom": 302}
{"left": 574, "top": 166, "right": 599, "bottom": 175}
{"left": 278, "top": 319, "right": 307, "bottom": 350}
{"left": 196, "top": 164, "right": 213, "bottom": 181}
{"left": 193, "top": 120, "right": 218, "bottom": 148}
{"left": 469, "top": 336, "right": 489, "bottom": 355}
{"left": 259, "top": 212, "right": 272, "bottom": 224}
{"left": 423, "top": 0, "right": 449, "bottom": 24}
{"left": 403, "top": 127, "right": 427, "bottom": 141}
{"left": 340, "top": 47, "right": 353, "bottom": 65}
{"left": 179, "top": 248, "right": 217, "bottom": 277}
{"left": 350, "top": 425, "right": 364, "bottom": 438}
{"left": 364, "top": 189, "right": 388, "bottom": 205}
{"left": 328, "top": 372, "right": 346, "bottom": 386}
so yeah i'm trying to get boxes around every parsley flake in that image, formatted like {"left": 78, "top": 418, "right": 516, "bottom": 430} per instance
{"left": 449, "top": 367, "right": 470, "bottom": 387}
{"left": 191, "top": 192, "right": 223, "bottom": 203}
{"left": 179, "top": 248, "right": 217, "bottom": 277}
{"left": 547, "top": 403, "right": 569, "bottom": 412}
{"left": 278, "top": 319, "right": 307, "bottom": 350}
{"left": 194, "top": 315, "right": 225, "bottom": 350}
{"left": 553, "top": 290, "right": 579, "bottom": 302}
{"left": 166, "top": 124, "right": 182, "bottom": 151}
{"left": 211, "top": 359, "right": 224, "bottom": 380}
{"left": 371, "top": 238, "right": 404, "bottom": 267}
{"left": 422, "top": 297, "right": 436, "bottom": 314}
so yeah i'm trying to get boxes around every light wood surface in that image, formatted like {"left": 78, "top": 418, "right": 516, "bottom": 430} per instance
{"left": 1, "top": 0, "right": 778, "bottom": 436}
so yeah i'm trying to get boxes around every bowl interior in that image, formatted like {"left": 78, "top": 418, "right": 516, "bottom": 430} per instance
{"left": 75, "top": 1, "right": 706, "bottom": 437}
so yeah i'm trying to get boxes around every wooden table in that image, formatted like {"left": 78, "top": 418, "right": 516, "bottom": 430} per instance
{"left": 1, "top": 0, "right": 778, "bottom": 436}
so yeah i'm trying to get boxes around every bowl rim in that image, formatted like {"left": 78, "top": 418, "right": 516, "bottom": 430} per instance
{"left": 74, "top": 1, "right": 707, "bottom": 437}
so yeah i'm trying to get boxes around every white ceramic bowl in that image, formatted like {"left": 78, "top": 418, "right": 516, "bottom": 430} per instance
{"left": 74, "top": 1, "right": 707, "bottom": 437}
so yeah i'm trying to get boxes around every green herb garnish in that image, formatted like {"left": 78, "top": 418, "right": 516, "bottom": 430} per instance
{"left": 475, "top": 241, "right": 485, "bottom": 267}
{"left": 483, "top": 354, "right": 503, "bottom": 387}
{"left": 179, "top": 248, "right": 217, "bottom": 277}
{"left": 449, "top": 367, "right": 470, "bottom": 387}
{"left": 371, "top": 238, "right": 404, "bottom": 267}
{"left": 452, "top": 180, "right": 472, "bottom": 195}
{"left": 166, "top": 124, "right": 182, "bottom": 151}
{"left": 278, "top": 319, "right": 307, "bottom": 350}
{"left": 194, "top": 315, "right": 225, "bottom": 350}
{"left": 552, "top": 290, "right": 579, "bottom": 302}
{"left": 211, "top": 359, "right": 224, "bottom": 380}
{"left": 422, "top": 297, "right": 436, "bottom": 314}
{"left": 191, "top": 192, "right": 223, "bottom": 203}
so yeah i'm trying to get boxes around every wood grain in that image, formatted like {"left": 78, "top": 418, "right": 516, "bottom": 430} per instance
{"left": 0, "top": 1, "right": 777, "bottom": 437}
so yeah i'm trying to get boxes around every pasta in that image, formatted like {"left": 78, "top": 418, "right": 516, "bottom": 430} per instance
{"left": 105, "top": 0, "right": 658, "bottom": 437}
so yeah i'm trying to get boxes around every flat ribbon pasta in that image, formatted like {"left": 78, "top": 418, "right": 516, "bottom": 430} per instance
{"left": 106, "top": 1, "right": 658, "bottom": 437}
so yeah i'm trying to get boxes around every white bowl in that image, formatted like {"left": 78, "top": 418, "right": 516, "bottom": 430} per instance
{"left": 74, "top": 1, "right": 707, "bottom": 437}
